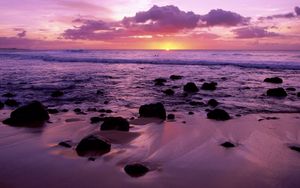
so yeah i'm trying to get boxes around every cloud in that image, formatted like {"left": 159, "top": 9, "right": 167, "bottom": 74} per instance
{"left": 62, "top": 5, "right": 250, "bottom": 41}
{"left": 122, "top": 5, "right": 200, "bottom": 33}
{"left": 200, "top": 9, "right": 250, "bottom": 27}
{"left": 13, "top": 28, "right": 27, "bottom": 38}
{"left": 259, "top": 13, "right": 295, "bottom": 20}
{"left": 295, "top": 6, "right": 300, "bottom": 16}
{"left": 232, "top": 27, "right": 280, "bottom": 39}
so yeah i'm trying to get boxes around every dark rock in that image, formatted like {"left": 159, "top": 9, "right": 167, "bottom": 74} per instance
{"left": 298, "top": 92, "right": 300, "bottom": 97}
{"left": 208, "top": 99, "right": 219, "bottom": 107}
{"left": 236, "top": 114, "right": 242, "bottom": 117}
{"left": 154, "top": 78, "right": 167, "bottom": 86}
{"left": 48, "top": 109, "right": 59, "bottom": 114}
{"left": 221, "top": 77, "right": 227, "bottom": 81}
{"left": 3, "top": 101, "right": 49, "bottom": 126}
{"left": 0, "top": 101, "right": 4, "bottom": 109}
{"left": 170, "top": 75, "right": 183, "bottom": 80}
{"left": 76, "top": 135, "right": 111, "bottom": 156}
{"left": 74, "top": 108, "right": 81, "bottom": 113}
{"left": 167, "top": 114, "right": 175, "bottom": 120}
{"left": 88, "top": 157, "right": 96, "bottom": 161}
{"left": 90, "top": 117, "right": 103, "bottom": 124}
{"left": 96, "top": 90, "right": 104, "bottom": 95}
{"left": 182, "top": 121, "right": 186, "bottom": 124}
{"left": 101, "top": 117, "right": 129, "bottom": 131}
{"left": 98, "top": 109, "right": 106, "bottom": 113}
{"left": 106, "top": 109, "right": 113, "bottom": 113}
{"left": 188, "top": 111, "right": 194, "bottom": 115}
{"left": 51, "top": 90, "right": 64, "bottom": 97}
{"left": 184, "top": 82, "right": 199, "bottom": 92}
{"left": 124, "top": 163, "right": 149, "bottom": 177}
{"left": 220, "top": 142, "right": 235, "bottom": 148}
{"left": 264, "top": 77, "right": 283, "bottom": 84}
{"left": 139, "top": 102, "right": 166, "bottom": 120}
{"left": 58, "top": 141, "right": 72, "bottom": 148}
{"left": 289, "top": 146, "right": 300, "bottom": 153}
{"left": 87, "top": 108, "right": 97, "bottom": 112}
{"left": 172, "top": 86, "right": 180, "bottom": 89}
{"left": 163, "top": 89, "right": 175, "bottom": 96}
{"left": 201, "top": 82, "right": 217, "bottom": 91}
{"left": 286, "top": 87, "right": 296, "bottom": 91}
{"left": 4, "top": 99, "right": 19, "bottom": 107}
{"left": 61, "top": 109, "right": 69, "bottom": 112}
{"left": 207, "top": 109, "right": 230, "bottom": 121}
{"left": 2, "top": 92, "right": 16, "bottom": 98}
{"left": 104, "top": 101, "right": 109, "bottom": 105}
{"left": 267, "top": 88, "right": 287, "bottom": 97}
{"left": 189, "top": 101, "right": 204, "bottom": 106}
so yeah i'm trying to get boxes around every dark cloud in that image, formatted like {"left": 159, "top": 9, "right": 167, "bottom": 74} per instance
{"left": 259, "top": 13, "right": 295, "bottom": 20}
{"left": 14, "top": 28, "right": 27, "bottom": 38}
{"left": 200, "top": 9, "right": 250, "bottom": 27}
{"left": 233, "top": 27, "right": 280, "bottom": 39}
{"left": 295, "top": 6, "right": 300, "bottom": 16}
{"left": 122, "top": 5, "right": 200, "bottom": 33}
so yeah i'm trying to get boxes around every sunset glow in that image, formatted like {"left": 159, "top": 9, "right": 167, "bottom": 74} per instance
{"left": 0, "top": 0, "right": 300, "bottom": 50}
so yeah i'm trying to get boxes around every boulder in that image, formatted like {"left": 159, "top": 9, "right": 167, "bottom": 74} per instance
{"left": 267, "top": 88, "right": 287, "bottom": 97}
{"left": 220, "top": 142, "right": 235, "bottom": 148}
{"left": 139, "top": 102, "right": 166, "bottom": 120}
{"left": 183, "top": 82, "right": 199, "bottom": 92}
{"left": 201, "top": 82, "right": 217, "bottom": 91}
{"left": 2, "top": 92, "right": 16, "bottom": 98}
{"left": 4, "top": 99, "right": 19, "bottom": 107}
{"left": 47, "top": 108, "right": 59, "bottom": 114}
{"left": 207, "top": 109, "right": 230, "bottom": 121}
{"left": 0, "top": 101, "right": 4, "bottom": 109}
{"left": 208, "top": 99, "right": 219, "bottom": 107}
{"left": 170, "top": 75, "right": 183, "bottom": 80}
{"left": 51, "top": 90, "right": 64, "bottom": 97}
{"left": 154, "top": 78, "right": 167, "bottom": 86}
{"left": 90, "top": 117, "right": 103, "bottom": 124}
{"left": 298, "top": 92, "right": 300, "bottom": 97}
{"left": 101, "top": 117, "right": 129, "bottom": 131}
{"left": 286, "top": 87, "right": 296, "bottom": 91}
{"left": 167, "top": 114, "right": 175, "bottom": 120}
{"left": 124, "top": 163, "right": 149, "bottom": 177}
{"left": 188, "top": 111, "right": 194, "bottom": 115}
{"left": 264, "top": 77, "right": 283, "bottom": 84}
{"left": 3, "top": 101, "right": 49, "bottom": 126}
{"left": 289, "top": 145, "right": 300, "bottom": 153}
{"left": 163, "top": 89, "right": 175, "bottom": 95}
{"left": 73, "top": 108, "right": 82, "bottom": 113}
{"left": 76, "top": 135, "right": 111, "bottom": 156}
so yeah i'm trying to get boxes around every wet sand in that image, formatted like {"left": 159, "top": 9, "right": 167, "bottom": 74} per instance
{"left": 0, "top": 109, "right": 299, "bottom": 188}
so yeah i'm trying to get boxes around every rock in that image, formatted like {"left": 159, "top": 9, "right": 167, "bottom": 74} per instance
{"left": 4, "top": 99, "right": 19, "bottom": 107}
{"left": 207, "top": 109, "right": 230, "bottom": 121}
{"left": 163, "top": 89, "right": 175, "bottom": 96}
{"left": 201, "top": 82, "right": 217, "bottom": 91}
{"left": 90, "top": 117, "right": 103, "bottom": 124}
{"left": 170, "top": 75, "right": 183, "bottom": 80}
{"left": 2, "top": 101, "right": 49, "bottom": 126}
{"left": 264, "top": 77, "right": 283, "bottom": 84}
{"left": 101, "top": 117, "right": 129, "bottom": 131}
{"left": 154, "top": 78, "right": 167, "bottom": 86}
{"left": 139, "top": 102, "right": 166, "bottom": 120}
{"left": 96, "top": 90, "right": 104, "bottom": 95}
{"left": 98, "top": 109, "right": 106, "bottom": 113}
{"left": 188, "top": 111, "right": 194, "bottom": 115}
{"left": 2, "top": 92, "right": 16, "bottom": 98}
{"left": 48, "top": 109, "right": 59, "bottom": 114}
{"left": 289, "top": 146, "right": 300, "bottom": 153}
{"left": 87, "top": 108, "right": 97, "bottom": 112}
{"left": 167, "top": 114, "right": 175, "bottom": 120}
{"left": 267, "top": 88, "right": 287, "bottom": 97}
{"left": 220, "top": 142, "right": 235, "bottom": 148}
{"left": 104, "top": 101, "right": 109, "bottom": 105}
{"left": 208, "top": 99, "right": 219, "bottom": 107}
{"left": 106, "top": 109, "right": 113, "bottom": 113}
{"left": 183, "top": 82, "right": 199, "bottom": 92}
{"left": 189, "top": 101, "right": 204, "bottom": 106}
{"left": 298, "top": 92, "right": 300, "bottom": 97}
{"left": 286, "top": 87, "right": 296, "bottom": 91}
{"left": 124, "top": 163, "right": 149, "bottom": 177}
{"left": 51, "top": 90, "right": 64, "bottom": 97}
{"left": 58, "top": 141, "right": 72, "bottom": 148}
{"left": 0, "top": 101, "right": 4, "bottom": 109}
{"left": 61, "top": 109, "right": 69, "bottom": 112}
{"left": 73, "top": 108, "right": 81, "bottom": 113}
{"left": 76, "top": 135, "right": 111, "bottom": 156}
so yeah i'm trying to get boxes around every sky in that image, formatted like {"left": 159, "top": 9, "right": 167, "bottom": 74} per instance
{"left": 0, "top": 0, "right": 300, "bottom": 50}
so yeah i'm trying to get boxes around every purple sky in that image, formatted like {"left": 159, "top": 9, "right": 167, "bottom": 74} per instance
{"left": 0, "top": 0, "right": 300, "bottom": 49}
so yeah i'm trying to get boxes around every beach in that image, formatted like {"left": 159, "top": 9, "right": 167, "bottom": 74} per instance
{"left": 0, "top": 50, "right": 300, "bottom": 188}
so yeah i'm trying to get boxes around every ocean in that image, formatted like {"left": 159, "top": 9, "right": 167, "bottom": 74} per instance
{"left": 0, "top": 49, "right": 300, "bottom": 116}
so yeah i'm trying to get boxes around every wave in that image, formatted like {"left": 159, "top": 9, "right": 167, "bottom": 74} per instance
{"left": 1, "top": 52, "right": 300, "bottom": 70}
